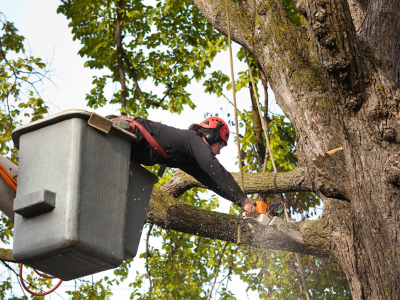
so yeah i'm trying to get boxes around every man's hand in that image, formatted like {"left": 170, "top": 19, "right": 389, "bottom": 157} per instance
{"left": 240, "top": 197, "right": 257, "bottom": 217}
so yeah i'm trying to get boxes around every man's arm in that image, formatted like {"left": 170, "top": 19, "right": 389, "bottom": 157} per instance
{"left": 181, "top": 136, "right": 249, "bottom": 205}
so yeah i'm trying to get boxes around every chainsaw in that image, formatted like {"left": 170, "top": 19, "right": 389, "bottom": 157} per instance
{"left": 247, "top": 201, "right": 286, "bottom": 226}
{"left": 246, "top": 201, "right": 301, "bottom": 244}
{"left": 254, "top": 201, "right": 284, "bottom": 217}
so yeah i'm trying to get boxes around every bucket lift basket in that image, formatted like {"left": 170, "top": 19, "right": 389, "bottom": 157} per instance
{"left": 11, "top": 110, "right": 158, "bottom": 280}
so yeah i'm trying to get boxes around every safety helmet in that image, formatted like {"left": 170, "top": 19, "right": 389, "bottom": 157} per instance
{"left": 199, "top": 117, "right": 230, "bottom": 146}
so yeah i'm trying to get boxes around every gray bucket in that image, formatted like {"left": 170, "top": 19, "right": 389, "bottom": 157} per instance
{"left": 11, "top": 110, "right": 158, "bottom": 280}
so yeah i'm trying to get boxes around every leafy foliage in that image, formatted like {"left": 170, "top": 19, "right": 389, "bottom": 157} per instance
{"left": 57, "top": 0, "right": 227, "bottom": 117}
{"left": 281, "top": 0, "right": 303, "bottom": 25}
{"left": 0, "top": 13, "right": 50, "bottom": 162}
{"left": 0, "top": 214, "right": 13, "bottom": 245}
{"left": 65, "top": 277, "right": 114, "bottom": 299}
{"left": 237, "top": 249, "right": 351, "bottom": 299}
{"left": 0, "top": 13, "right": 53, "bottom": 300}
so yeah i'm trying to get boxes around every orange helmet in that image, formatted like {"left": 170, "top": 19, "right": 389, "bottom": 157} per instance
{"left": 199, "top": 117, "right": 230, "bottom": 145}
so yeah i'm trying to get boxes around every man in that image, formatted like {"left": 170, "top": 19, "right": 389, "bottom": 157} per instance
{"left": 107, "top": 115, "right": 257, "bottom": 217}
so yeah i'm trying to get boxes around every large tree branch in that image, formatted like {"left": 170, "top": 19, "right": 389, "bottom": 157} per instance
{"left": 147, "top": 186, "right": 331, "bottom": 258}
{"left": 160, "top": 167, "right": 314, "bottom": 198}
{"left": 0, "top": 248, "right": 14, "bottom": 263}
{"left": 161, "top": 147, "right": 351, "bottom": 202}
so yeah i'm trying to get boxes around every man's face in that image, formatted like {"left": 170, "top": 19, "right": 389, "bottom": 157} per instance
{"left": 210, "top": 141, "right": 225, "bottom": 156}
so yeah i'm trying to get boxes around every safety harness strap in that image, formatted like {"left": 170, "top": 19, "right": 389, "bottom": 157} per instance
{"left": 110, "top": 117, "right": 170, "bottom": 159}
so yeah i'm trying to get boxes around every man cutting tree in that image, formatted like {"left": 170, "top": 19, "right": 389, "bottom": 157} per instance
{"left": 108, "top": 115, "right": 257, "bottom": 217}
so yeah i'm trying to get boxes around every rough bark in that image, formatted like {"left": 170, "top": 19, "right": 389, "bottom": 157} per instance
{"left": 160, "top": 167, "right": 314, "bottom": 197}
{"left": 0, "top": 248, "right": 14, "bottom": 263}
{"left": 189, "top": 0, "right": 400, "bottom": 299}
{"left": 146, "top": 186, "right": 330, "bottom": 258}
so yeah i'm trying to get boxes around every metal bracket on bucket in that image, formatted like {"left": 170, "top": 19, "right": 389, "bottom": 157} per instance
{"left": 88, "top": 112, "right": 112, "bottom": 133}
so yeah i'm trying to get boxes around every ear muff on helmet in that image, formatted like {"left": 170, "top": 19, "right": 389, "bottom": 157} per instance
{"left": 199, "top": 117, "right": 230, "bottom": 145}
{"left": 204, "top": 121, "right": 223, "bottom": 145}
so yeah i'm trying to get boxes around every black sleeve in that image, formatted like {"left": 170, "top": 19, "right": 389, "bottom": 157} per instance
{"left": 179, "top": 135, "right": 246, "bottom": 205}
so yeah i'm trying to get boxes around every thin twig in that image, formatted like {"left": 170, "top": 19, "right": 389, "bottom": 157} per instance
{"left": 1, "top": 33, "right": 53, "bottom": 105}
{"left": 215, "top": 272, "right": 229, "bottom": 294}
{"left": 195, "top": 237, "right": 202, "bottom": 253}
{"left": 157, "top": 57, "right": 185, "bottom": 102}
{"left": 1, "top": 260, "right": 19, "bottom": 278}
{"left": 262, "top": 254, "right": 273, "bottom": 296}
{"left": 246, "top": 268, "right": 263, "bottom": 292}
{"left": 156, "top": 262, "right": 178, "bottom": 300}
{"left": 146, "top": 224, "right": 154, "bottom": 300}
{"left": 0, "top": 261, "right": 38, "bottom": 297}
{"left": 170, "top": 234, "right": 185, "bottom": 258}
{"left": 206, "top": 241, "right": 228, "bottom": 300}
{"left": 114, "top": 1, "right": 127, "bottom": 112}
{"left": 277, "top": 125, "right": 295, "bottom": 146}
{"left": 161, "top": 84, "right": 174, "bottom": 102}
{"left": 122, "top": 51, "right": 167, "bottom": 108}
{"left": 5, "top": 77, "right": 16, "bottom": 129}
{"left": 225, "top": 252, "right": 234, "bottom": 291}
{"left": 215, "top": 255, "right": 233, "bottom": 296}
{"left": 161, "top": 270, "right": 171, "bottom": 300}
{"left": 9, "top": 267, "right": 27, "bottom": 297}
{"left": 0, "top": 38, "right": 9, "bottom": 63}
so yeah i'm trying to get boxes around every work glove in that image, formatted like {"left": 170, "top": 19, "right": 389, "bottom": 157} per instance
{"left": 240, "top": 197, "right": 257, "bottom": 217}
{"left": 112, "top": 120, "right": 131, "bottom": 131}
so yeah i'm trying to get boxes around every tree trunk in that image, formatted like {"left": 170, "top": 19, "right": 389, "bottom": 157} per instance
{"left": 190, "top": 0, "right": 400, "bottom": 299}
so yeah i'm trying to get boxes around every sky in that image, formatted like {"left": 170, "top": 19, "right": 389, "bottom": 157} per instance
{"left": 0, "top": 0, "right": 284, "bottom": 298}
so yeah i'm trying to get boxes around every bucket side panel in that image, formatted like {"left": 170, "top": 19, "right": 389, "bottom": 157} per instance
{"left": 13, "top": 119, "right": 80, "bottom": 261}
{"left": 124, "top": 163, "right": 157, "bottom": 260}
{"left": 76, "top": 123, "right": 131, "bottom": 267}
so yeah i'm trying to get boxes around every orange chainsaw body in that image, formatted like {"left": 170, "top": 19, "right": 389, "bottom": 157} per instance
{"left": 254, "top": 201, "right": 269, "bottom": 215}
